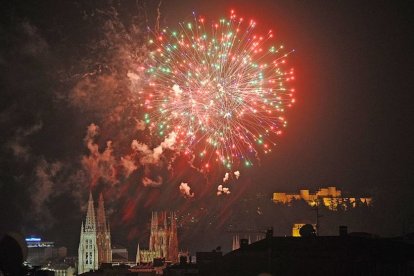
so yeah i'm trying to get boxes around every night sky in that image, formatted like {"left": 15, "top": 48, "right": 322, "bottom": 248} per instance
{"left": 1, "top": 0, "right": 413, "bottom": 256}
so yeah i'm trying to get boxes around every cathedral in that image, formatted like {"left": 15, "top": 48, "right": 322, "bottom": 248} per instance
{"left": 78, "top": 192, "right": 112, "bottom": 274}
{"left": 136, "top": 211, "right": 179, "bottom": 263}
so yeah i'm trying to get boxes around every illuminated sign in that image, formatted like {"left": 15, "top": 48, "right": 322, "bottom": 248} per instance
{"left": 25, "top": 237, "right": 41, "bottom": 242}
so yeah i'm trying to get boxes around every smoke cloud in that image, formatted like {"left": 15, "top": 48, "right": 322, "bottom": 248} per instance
{"left": 223, "top": 172, "right": 229, "bottom": 183}
{"left": 217, "top": 184, "right": 231, "bottom": 196}
{"left": 121, "top": 155, "right": 138, "bottom": 177}
{"left": 82, "top": 124, "right": 118, "bottom": 186}
{"left": 132, "top": 131, "right": 177, "bottom": 165}
{"left": 234, "top": 171, "right": 240, "bottom": 179}
{"left": 31, "top": 158, "right": 62, "bottom": 227}
{"left": 135, "top": 119, "right": 146, "bottom": 131}
{"left": 179, "top": 182, "right": 195, "bottom": 198}
{"left": 142, "top": 176, "right": 163, "bottom": 187}
{"left": 5, "top": 121, "right": 43, "bottom": 160}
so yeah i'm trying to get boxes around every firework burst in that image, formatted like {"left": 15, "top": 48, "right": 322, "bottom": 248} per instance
{"left": 143, "top": 10, "right": 295, "bottom": 170}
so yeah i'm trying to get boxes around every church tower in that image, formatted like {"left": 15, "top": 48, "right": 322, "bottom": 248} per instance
{"left": 149, "top": 211, "right": 158, "bottom": 252}
{"left": 149, "top": 211, "right": 168, "bottom": 258}
{"left": 78, "top": 192, "right": 112, "bottom": 274}
{"left": 168, "top": 211, "right": 179, "bottom": 263}
{"left": 136, "top": 243, "right": 140, "bottom": 264}
{"left": 148, "top": 211, "right": 179, "bottom": 262}
{"left": 78, "top": 192, "right": 99, "bottom": 274}
{"left": 161, "top": 211, "right": 168, "bottom": 258}
{"left": 96, "top": 193, "right": 112, "bottom": 264}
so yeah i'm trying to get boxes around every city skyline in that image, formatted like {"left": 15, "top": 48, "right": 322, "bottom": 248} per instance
{"left": 1, "top": 0, "right": 413, "bottom": 261}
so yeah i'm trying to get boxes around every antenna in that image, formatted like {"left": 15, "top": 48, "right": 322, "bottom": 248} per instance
{"left": 312, "top": 198, "right": 323, "bottom": 236}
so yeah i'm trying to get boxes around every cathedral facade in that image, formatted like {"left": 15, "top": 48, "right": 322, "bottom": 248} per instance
{"left": 136, "top": 211, "right": 178, "bottom": 263}
{"left": 78, "top": 192, "right": 112, "bottom": 274}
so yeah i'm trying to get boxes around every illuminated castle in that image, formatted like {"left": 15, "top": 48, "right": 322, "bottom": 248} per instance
{"left": 136, "top": 211, "right": 179, "bottom": 263}
{"left": 273, "top": 186, "right": 372, "bottom": 211}
{"left": 78, "top": 192, "right": 112, "bottom": 274}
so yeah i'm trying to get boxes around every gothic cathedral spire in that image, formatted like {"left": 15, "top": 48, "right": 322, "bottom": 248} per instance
{"left": 85, "top": 191, "right": 96, "bottom": 231}
{"left": 78, "top": 192, "right": 112, "bottom": 274}
{"left": 168, "top": 211, "right": 179, "bottom": 263}
{"left": 78, "top": 192, "right": 98, "bottom": 274}
{"left": 96, "top": 192, "right": 112, "bottom": 264}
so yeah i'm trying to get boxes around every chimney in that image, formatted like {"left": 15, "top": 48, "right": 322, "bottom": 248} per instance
{"left": 240, "top": 239, "right": 249, "bottom": 249}
{"left": 179, "top": 255, "right": 187, "bottom": 265}
{"left": 339, "top": 225, "right": 348, "bottom": 237}
{"left": 266, "top": 227, "right": 273, "bottom": 239}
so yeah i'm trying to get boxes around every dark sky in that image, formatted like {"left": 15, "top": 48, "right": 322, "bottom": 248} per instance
{"left": 1, "top": 0, "right": 413, "bottom": 255}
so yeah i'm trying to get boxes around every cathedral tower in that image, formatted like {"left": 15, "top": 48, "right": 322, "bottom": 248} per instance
{"left": 161, "top": 211, "right": 168, "bottom": 258}
{"left": 96, "top": 193, "right": 112, "bottom": 264}
{"left": 78, "top": 192, "right": 112, "bottom": 274}
{"left": 147, "top": 211, "right": 179, "bottom": 262}
{"left": 149, "top": 211, "right": 158, "bottom": 251}
{"left": 168, "top": 211, "right": 179, "bottom": 263}
{"left": 78, "top": 192, "right": 99, "bottom": 274}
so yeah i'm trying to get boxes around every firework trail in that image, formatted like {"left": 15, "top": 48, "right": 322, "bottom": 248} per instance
{"left": 143, "top": 10, "right": 295, "bottom": 171}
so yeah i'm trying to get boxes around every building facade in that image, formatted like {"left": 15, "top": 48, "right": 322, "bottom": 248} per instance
{"left": 25, "top": 236, "right": 68, "bottom": 266}
{"left": 136, "top": 211, "right": 179, "bottom": 264}
{"left": 78, "top": 192, "right": 112, "bottom": 274}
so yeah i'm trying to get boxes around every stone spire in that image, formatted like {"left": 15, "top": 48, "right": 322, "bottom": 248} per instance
{"left": 96, "top": 192, "right": 112, "bottom": 264}
{"left": 152, "top": 211, "right": 158, "bottom": 230}
{"left": 78, "top": 191, "right": 98, "bottom": 274}
{"left": 163, "top": 211, "right": 168, "bottom": 229}
{"left": 97, "top": 193, "right": 107, "bottom": 233}
{"left": 149, "top": 211, "right": 158, "bottom": 250}
{"left": 85, "top": 191, "right": 96, "bottom": 231}
{"left": 161, "top": 211, "right": 168, "bottom": 258}
{"left": 168, "top": 211, "right": 179, "bottom": 263}
{"left": 136, "top": 243, "right": 140, "bottom": 264}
